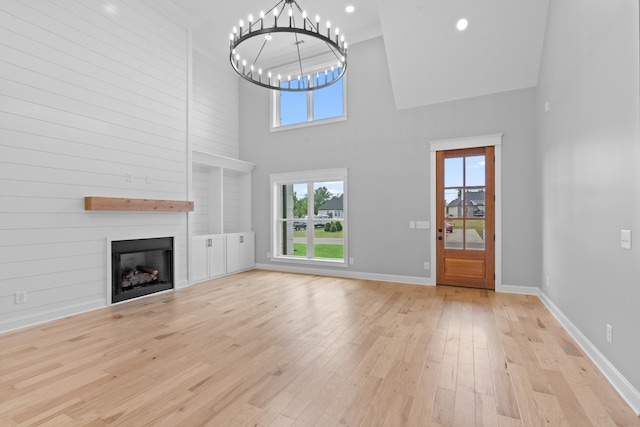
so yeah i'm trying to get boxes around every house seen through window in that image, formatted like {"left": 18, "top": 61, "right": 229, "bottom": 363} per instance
{"left": 270, "top": 169, "right": 348, "bottom": 265}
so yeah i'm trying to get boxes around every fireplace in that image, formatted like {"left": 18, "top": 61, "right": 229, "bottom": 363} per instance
{"left": 111, "top": 237, "right": 174, "bottom": 303}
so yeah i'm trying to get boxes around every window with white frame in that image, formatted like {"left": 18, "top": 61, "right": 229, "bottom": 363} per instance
{"left": 271, "top": 66, "right": 347, "bottom": 130}
{"left": 270, "top": 168, "right": 348, "bottom": 266}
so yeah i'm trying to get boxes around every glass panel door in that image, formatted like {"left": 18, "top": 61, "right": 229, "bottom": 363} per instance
{"left": 444, "top": 154, "right": 486, "bottom": 251}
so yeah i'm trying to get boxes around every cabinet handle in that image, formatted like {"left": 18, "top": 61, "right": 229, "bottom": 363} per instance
{"left": 208, "top": 239, "right": 212, "bottom": 247}
{"left": 240, "top": 236, "right": 244, "bottom": 243}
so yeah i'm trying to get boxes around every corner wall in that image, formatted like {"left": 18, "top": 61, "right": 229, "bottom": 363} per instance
{"left": 537, "top": 0, "right": 640, "bottom": 408}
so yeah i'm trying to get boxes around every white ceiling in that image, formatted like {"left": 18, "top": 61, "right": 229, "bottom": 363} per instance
{"left": 172, "top": 0, "right": 549, "bottom": 110}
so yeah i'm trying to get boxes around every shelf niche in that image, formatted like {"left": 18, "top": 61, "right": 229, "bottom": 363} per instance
{"left": 191, "top": 151, "right": 255, "bottom": 235}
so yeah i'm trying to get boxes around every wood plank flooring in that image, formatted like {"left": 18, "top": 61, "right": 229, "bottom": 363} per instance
{"left": 0, "top": 270, "right": 638, "bottom": 426}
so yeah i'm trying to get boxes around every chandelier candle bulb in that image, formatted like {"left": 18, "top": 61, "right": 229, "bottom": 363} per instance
{"left": 228, "top": 0, "right": 347, "bottom": 91}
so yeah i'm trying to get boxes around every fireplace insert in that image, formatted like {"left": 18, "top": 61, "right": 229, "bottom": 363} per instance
{"left": 111, "top": 237, "right": 174, "bottom": 303}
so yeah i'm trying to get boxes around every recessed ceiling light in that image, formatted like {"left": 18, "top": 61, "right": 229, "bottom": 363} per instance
{"left": 457, "top": 18, "right": 468, "bottom": 31}
{"left": 346, "top": 5, "right": 355, "bottom": 13}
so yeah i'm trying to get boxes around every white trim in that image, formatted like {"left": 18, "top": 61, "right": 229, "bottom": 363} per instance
{"left": 270, "top": 115, "right": 347, "bottom": 132}
{"left": 256, "top": 263, "right": 432, "bottom": 286}
{"left": 0, "top": 299, "right": 106, "bottom": 335}
{"left": 271, "top": 66, "right": 348, "bottom": 131}
{"left": 192, "top": 150, "right": 256, "bottom": 173}
{"left": 500, "top": 284, "right": 539, "bottom": 295}
{"left": 430, "top": 133, "right": 504, "bottom": 152}
{"left": 537, "top": 290, "right": 640, "bottom": 415}
{"left": 270, "top": 169, "right": 349, "bottom": 267}
{"left": 429, "top": 134, "right": 504, "bottom": 291}
{"left": 269, "top": 168, "right": 348, "bottom": 183}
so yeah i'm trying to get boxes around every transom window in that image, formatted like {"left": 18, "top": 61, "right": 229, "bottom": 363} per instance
{"left": 270, "top": 169, "right": 348, "bottom": 266}
{"left": 271, "top": 67, "right": 347, "bottom": 130}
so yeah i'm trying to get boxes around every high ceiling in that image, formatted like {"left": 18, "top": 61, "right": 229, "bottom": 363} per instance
{"left": 172, "top": 0, "right": 549, "bottom": 110}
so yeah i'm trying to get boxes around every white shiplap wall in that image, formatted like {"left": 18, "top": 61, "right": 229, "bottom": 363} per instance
{"left": 223, "top": 169, "right": 241, "bottom": 233}
{"left": 192, "top": 48, "right": 239, "bottom": 158}
{"left": 190, "top": 47, "right": 241, "bottom": 236}
{"left": 0, "top": 0, "right": 191, "bottom": 333}
{"left": 192, "top": 163, "right": 212, "bottom": 235}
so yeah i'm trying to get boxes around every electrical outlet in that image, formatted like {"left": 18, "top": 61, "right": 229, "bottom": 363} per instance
{"left": 125, "top": 172, "right": 133, "bottom": 182}
{"left": 424, "top": 262, "right": 430, "bottom": 270}
{"left": 349, "top": 257, "right": 354, "bottom": 265}
{"left": 546, "top": 276, "right": 550, "bottom": 288}
{"left": 146, "top": 175, "right": 152, "bottom": 184}
{"left": 15, "top": 291, "right": 26, "bottom": 304}
{"left": 606, "top": 324, "right": 613, "bottom": 343}
{"left": 621, "top": 230, "right": 631, "bottom": 249}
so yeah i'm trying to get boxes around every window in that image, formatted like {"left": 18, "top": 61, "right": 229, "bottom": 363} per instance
{"left": 270, "top": 168, "right": 348, "bottom": 266}
{"left": 272, "top": 67, "right": 347, "bottom": 130}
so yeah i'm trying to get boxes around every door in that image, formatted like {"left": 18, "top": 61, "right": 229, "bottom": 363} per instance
{"left": 226, "top": 234, "right": 242, "bottom": 274}
{"left": 192, "top": 235, "right": 211, "bottom": 283}
{"left": 436, "top": 146, "right": 495, "bottom": 289}
{"left": 209, "top": 235, "right": 227, "bottom": 278}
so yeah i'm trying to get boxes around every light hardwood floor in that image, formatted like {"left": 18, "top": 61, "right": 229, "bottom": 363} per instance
{"left": 1, "top": 270, "right": 638, "bottom": 426}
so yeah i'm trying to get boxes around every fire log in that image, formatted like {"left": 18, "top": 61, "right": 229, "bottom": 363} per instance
{"left": 136, "top": 265, "right": 159, "bottom": 276}
{"left": 122, "top": 269, "right": 158, "bottom": 288}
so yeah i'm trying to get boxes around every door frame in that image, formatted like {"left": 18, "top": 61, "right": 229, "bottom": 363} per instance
{"left": 429, "top": 134, "right": 503, "bottom": 291}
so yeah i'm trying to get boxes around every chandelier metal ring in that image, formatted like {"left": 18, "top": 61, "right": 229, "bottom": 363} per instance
{"left": 229, "top": 0, "right": 348, "bottom": 92}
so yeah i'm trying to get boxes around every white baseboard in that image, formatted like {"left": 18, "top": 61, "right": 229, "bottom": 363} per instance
{"left": 499, "top": 284, "right": 540, "bottom": 295}
{"left": 255, "top": 263, "right": 433, "bottom": 286}
{"left": 537, "top": 290, "right": 640, "bottom": 416}
{"left": 0, "top": 298, "right": 106, "bottom": 335}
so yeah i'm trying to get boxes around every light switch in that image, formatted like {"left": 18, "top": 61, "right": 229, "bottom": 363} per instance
{"left": 409, "top": 221, "right": 415, "bottom": 229}
{"left": 416, "top": 221, "right": 429, "bottom": 229}
{"left": 621, "top": 230, "right": 631, "bottom": 249}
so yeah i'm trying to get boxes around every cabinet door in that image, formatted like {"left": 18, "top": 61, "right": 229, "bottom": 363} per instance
{"left": 226, "top": 234, "right": 242, "bottom": 274}
{"left": 208, "top": 235, "right": 226, "bottom": 278}
{"left": 241, "top": 233, "right": 255, "bottom": 270}
{"left": 192, "top": 236, "right": 210, "bottom": 283}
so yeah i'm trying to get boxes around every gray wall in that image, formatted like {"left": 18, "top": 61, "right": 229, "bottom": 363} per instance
{"left": 537, "top": 0, "right": 640, "bottom": 392}
{"left": 240, "top": 36, "right": 540, "bottom": 287}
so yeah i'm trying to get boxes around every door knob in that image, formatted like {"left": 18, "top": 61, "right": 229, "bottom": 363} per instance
{"left": 438, "top": 236, "right": 443, "bottom": 240}
{"left": 438, "top": 228, "right": 443, "bottom": 233}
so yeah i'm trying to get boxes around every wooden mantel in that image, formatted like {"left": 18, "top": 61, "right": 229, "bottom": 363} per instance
{"left": 85, "top": 197, "right": 194, "bottom": 212}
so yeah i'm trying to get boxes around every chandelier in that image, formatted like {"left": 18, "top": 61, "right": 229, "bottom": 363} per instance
{"left": 229, "top": 0, "right": 348, "bottom": 92}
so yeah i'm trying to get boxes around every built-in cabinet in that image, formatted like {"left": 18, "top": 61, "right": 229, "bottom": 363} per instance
{"left": 190, "top": 151, "right": 256, "bottom": 284}
{"left": 192, "top": 234, "right": 226, "bottom": 283}
{"left": 226, "top": 232, "right": 255, "bottom": 273}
